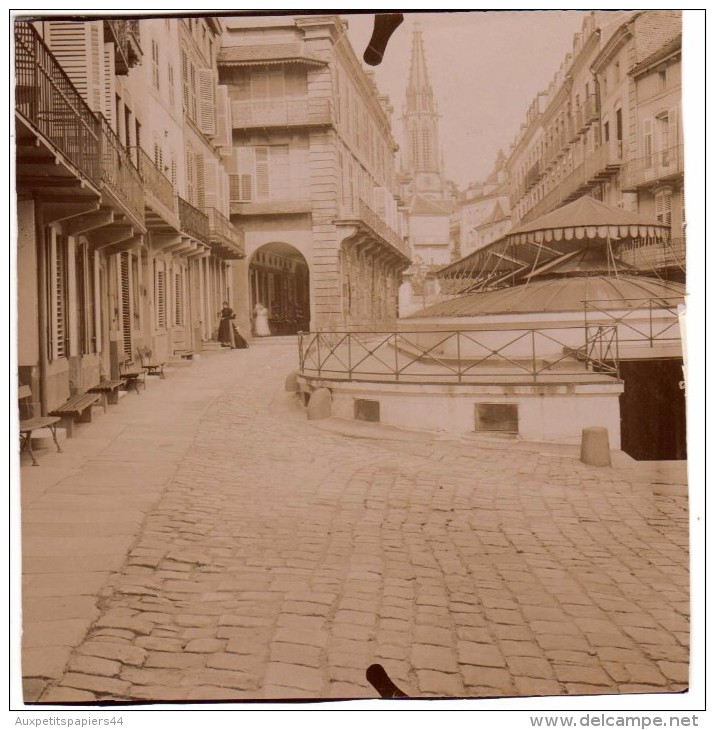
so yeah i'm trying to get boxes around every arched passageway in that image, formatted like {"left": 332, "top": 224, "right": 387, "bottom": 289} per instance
{"left": 249, "top": 242, "right": 310, "bottom": 336}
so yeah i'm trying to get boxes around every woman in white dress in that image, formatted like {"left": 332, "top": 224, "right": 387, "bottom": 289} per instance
{"left": 253, "top": 302, "right": 271, "bottom": 337}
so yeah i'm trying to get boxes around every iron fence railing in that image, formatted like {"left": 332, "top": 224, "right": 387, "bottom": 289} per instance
{"left": 98, "top": 114, "right": 144, "bottom": 224}
{"left": 207, "top": 207, "right": 245, "bottom": 256}
{"left": 298, "top": 326, "right": 620, "bottom": 385}
{"left": 230, "top": 97, "right": 333, "bottom": 128}
{"left": 14, "top": 21, "right": 101, "bottom": 185}
{"left": 621, "top": 144, "right": 684, "bottom": 190}
{"left": 583, "top": 297, "right": 682, "bottom": 349}
{"left": 617, "top": 237, "right": 686, "bottom": 272}
{"left": 179, "top": 197, "right": 210, "bottom": 244}
{"left": 136, "top": 147, "right": 177, "bottom": 216}
{"left": 337, "top": 197, "right": 408, "bottom": 259}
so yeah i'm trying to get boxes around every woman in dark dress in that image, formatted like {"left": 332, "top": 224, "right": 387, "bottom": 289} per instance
{"left": 218, "top": 302, "right": 235, "bottom": 348}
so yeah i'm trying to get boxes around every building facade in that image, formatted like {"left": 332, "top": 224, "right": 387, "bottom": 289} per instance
{"left": 218, "top": 14, "right": 409, "bottom": 334}
{"left": 15, "top": 17, "right": 244, "bottom": 414}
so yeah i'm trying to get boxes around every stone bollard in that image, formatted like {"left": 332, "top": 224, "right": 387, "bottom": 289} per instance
{"left": 284, "top": 371, "right": 299, "bottom": 393}
{"left": 307, "top": 388, "right": 332, "bottom": 420}
{"left": 580, "top": 426, "right": 611, "bottom": 467}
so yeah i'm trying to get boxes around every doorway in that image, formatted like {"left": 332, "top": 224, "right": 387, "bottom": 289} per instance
{"left": 249, "top": 242, "right": 310, "bottom": 336}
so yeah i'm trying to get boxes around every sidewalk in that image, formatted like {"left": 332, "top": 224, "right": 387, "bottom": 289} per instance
{"left": 18, "top": 337, "right": 689, "bottom": 703}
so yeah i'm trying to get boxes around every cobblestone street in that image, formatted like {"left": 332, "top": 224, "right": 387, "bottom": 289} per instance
{"left": 21, "top": 338, "right": 689, "bottom": 704}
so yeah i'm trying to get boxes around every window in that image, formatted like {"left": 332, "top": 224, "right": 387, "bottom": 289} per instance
{"left": 174, "top": 270, "right": 184, "bottom": 326}
{"left": 603, "top": 121, "right": 610, "bottom": 142}
{"left": 155, "top": 264, "right": 167, "bottom": 329}
{"left": 655, "top": 189, "right": 672, "bottom": 226}
{"left": 656, "top": 109, "right": 677, "bottom": 165}
{"left": 75, "top": 238, "right": 96, "bottom": 355}
{"left": 46, "top": 228, "right": 68, "bottom": 360}
{"left": 230, "top": 145, "right": 290, "bottom": 202}
{"left": 659, "top": 69, "right": 667, "bottom": 90}
{"left": 168, "top": 64, "right": 175, "bottom": 110}
{"left": 151, "top": 40, "right": 160, "bottom": 91}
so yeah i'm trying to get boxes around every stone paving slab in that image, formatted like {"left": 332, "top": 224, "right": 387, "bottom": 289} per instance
{"left": 18, "top": 339, "right": 689, "bottom": 704}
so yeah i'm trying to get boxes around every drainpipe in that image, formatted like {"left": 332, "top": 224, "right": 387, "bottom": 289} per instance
{"left": 35, "top": 200, "right": 49, "bottom": 415}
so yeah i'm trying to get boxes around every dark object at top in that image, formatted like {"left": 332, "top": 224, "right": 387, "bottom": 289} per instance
{"left": 363, "top": 14, "right": 404, "bottom": 66}
{"left": 366, "top": 663, "right": 409, "bottom": 698}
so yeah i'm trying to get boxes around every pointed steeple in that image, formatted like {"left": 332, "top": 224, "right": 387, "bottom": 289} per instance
{"left": 406, "top": 22, "right": 436, "bottom": 114}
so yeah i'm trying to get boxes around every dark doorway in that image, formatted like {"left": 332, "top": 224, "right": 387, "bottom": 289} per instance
{"left": 249, "top": 242, "right": 310, "bottom": 336}
{"left": 619, "top": 358, "right": 686, "bottom": 461}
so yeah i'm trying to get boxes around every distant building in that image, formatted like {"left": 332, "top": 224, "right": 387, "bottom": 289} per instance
{"left": 218, "top": 14, "right": 409, "bottom": 333}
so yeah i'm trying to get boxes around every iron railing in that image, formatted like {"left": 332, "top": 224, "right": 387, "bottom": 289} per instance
{"left": 98, "top": 114, "right": 144, "bottom": 224}
{"left": 230, "top": 97, "right": 333, "bottom": 129}
{"left": 583, "top": 297, "right": 682, "bottom": 349}
{"left": 298, "top": 326, "right": 620, "bottom": 385}
{"left": 618, "top": 237, "right": 686, "bottom": 272}
{"left": 621, "top": 144, "right": 684, "bottom": 190}
{"left": 337, "top": 197, "right": 409, "bottom": 259}
{"left": 178, "top": 197, "right": 210, "bottom": 244}
{"left": 136, "top": 147, "right": 177, "bottom": 216}
{"left": 14, "top": 21, "right": 101, "bottom": 185}
{"left": 207, "top": 207, "right": 245, "bottom": 257}
{"left": 104, "top": 19, "right": 142, "bottom": 74}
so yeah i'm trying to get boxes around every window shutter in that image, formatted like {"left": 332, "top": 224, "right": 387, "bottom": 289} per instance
{"left": 87, "top": 21, "right": 103, "bottom": 113}
{"left": 215, "top": 86, "right": 232, "bottom": 148}
{"left": 120, "top": 252, "right": 132, "bottom": 356}
{"left": 155, "top": 263, "right": 166, "bottom": 329}
{"left": 94, "top": 251, "right": 102, "bottom": 353}
{"left": 181, "top": 49, "right": 189, "bottom": 112}
{"left": 103, "top": 44, "right": 116, "bottom": 126}
{"left": 643, "top": 119, "right": 653, "bottom": 169}
{"left": 271, "top": 145, "right": 289, "bottom": 200}
{"left": 234, "top": 147, "right": 254, "bottom": 202}
{"left": 255, "top": 147, "right": 270, "bottom": 200}
{"left": 47, "top": 21, "right": 91, "bottom": 102}
{"left": 197, "top": 68, "right": 216, "bottom": 135}
{"left": 174, "top": 270, "right": 183, "bottom": 326}
{"left": 195, "top": 153, "right": 205, "bottom": 209}
{"left": 203, "top": 156, "right": 220, "bottom": 211}
{"left": 54, "top": 234, "right": 68, "bottom": 358}
{"left": 185, "top": 147, "right": 195, "bottom": 204}
{"left": 667, "top": 108, "right": 678, "bottom": 165}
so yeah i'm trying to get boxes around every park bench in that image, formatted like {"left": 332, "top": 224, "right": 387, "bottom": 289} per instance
{"left": 88, "top": 377, "right": 126, "bottom": 407}
{"left": 137, "top": 347, "right": 166, "bottom": 378}
{"left": 119, "top": 358, "right": 146, "bottom": 394}
{"left": 48, "top": 391, "right": 101, "bottom": 438}
{"left": 19, "top": 385, "right": 63, "bottom": 466}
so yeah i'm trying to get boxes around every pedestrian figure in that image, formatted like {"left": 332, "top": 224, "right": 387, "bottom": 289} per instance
{"left": 218, "top": 301, "right": 236, "bottom": 348}
{"left": 253, "top": 302, "right": 271, "bottom": 337}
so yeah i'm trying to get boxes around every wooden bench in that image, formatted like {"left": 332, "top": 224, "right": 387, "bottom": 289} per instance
{"left": 88, "top": 377, "right": 126, "bottom": 407}
{"left": 48, "top": 392, "right": 101, "bottom": 438}
{"left": 19, "top": 385, "right": 63, "bottom": 466}
{"left": 138, "top": 347, "right": 166, "bottom": 379}
{"left": 119, "top": 358, "right": 146, "bottom": 394}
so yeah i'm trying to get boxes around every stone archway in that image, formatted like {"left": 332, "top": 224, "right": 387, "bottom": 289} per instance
{"left": 248, "top": 242, "right": 310, "bottom": 336}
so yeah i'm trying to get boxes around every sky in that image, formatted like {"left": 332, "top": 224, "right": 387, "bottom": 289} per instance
{"left": 343, "top": 10, "right": 588, "bottom": 188}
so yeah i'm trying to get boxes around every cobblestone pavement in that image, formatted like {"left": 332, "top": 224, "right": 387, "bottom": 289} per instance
{"left": 26, "top": 338, "right": 689, "bottom": 703}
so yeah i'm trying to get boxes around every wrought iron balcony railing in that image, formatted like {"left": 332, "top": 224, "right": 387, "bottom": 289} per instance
{"left": 337, "top": 197, "right": 409, "bottom": 260}
{"left": 104, "top": 19, "right": 142, "bottom": 75}
{"left": 230, "top": 97, "right": 333, "bottom": 129}
{"left": 14, "top": 21, "right": 101, "bottom": 185}
{"left": 136, "top": 147, "right": 177, "bottom": 217}
{"left": 617, "top": 236, "right": 686, "bottom": 272}
{"left": 178, "top": 197, "right": 210, "bottom": 244}
{"left": 621, "top": 144, "right": 684, "bottom": 190}
{"left": 207, "top": 207, "right": 245, "bottom": 258}
{"left": 98, "top": 114, "right": 144, "bottom": 225}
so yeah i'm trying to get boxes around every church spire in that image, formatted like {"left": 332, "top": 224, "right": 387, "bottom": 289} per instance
{"left": 406, "top": 23, "right": 436, "bottom": 114}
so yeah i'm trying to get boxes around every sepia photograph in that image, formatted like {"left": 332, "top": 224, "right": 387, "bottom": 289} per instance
{"left": 10, "top": 8, "right": 701, "bottom": 715}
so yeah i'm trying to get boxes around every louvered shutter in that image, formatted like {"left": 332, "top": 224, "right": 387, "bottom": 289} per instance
{"left": 174, "top": 270, "right": 183, "bottom": 326}
{"left": 235, "top": 147, "right": 254, "bottom": 202}
{"left": 103, "top": 44, "right": 116, "bottom": 126}
{"left": 94, "top": 251, "right": 102, "bottom": 353}
{"left": 47, "top": 21, "right": 90, "bottom": 101}
{"left": 120, "top": 252, "right": 132, "bottom": 356}
{"left": 52, "top": 232, "right": 68, "bottom": 359}
{"left": 255, "top": 147, "right": 270, "bottom": 200}
{"left": 666, "top": 108, "right": 678, "bottom": 167}
{"left": 198, "top": 68, "right": 216, "bottom": 135}
{"left": 203, "top": 156, "right": 220, "bottom": 211}
{"left": 155, "top": 262, "right": 166, "bottom": 329}
{"left": 195, "top": 154, "right": 206, "bottom": 210}
{"left": 643, "top": 119, "right": 653, "bottom": 170}
{"left": 215, "top": 86, "right": 232, "bottom": 148}
{"left": 181, "top": 49, "right": 189, "bottom": 112}
{"left": 87, "top": 22, "right": 103, "bottom": 112}
{"left": 185, "top": 148, "right": 195, "bottom": 205}
{"left": 271, "top": 145, "right": 289, "bottom": 200}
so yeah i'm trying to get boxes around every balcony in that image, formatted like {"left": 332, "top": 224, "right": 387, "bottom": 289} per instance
{"left": 618, "top": 236, "right": 686, "bottom": 272}
{"left": 14, "top": 21, "right": 101, "bottom": 191}
{"left": 136, "top": 147, "right": 179, "bottom": 232}
{"left": 574, "top": 94, "right": 599, "bottom": 134}
{"left": 230, "top": 97, "right": 333, "bottom": 130}
{"left": 104, "top": 19, "right": 142, "bottom": 75}
{"left": 336, "top": 197, "right": 410, "bottom": 262}
{"left": 178, "top": 197, "right": 210, "bottom": 245}
{"left": 99, "top": 114, "right": 145, "bottom": 228}
{"left": 621, "top": 144, "right": 684, "bottom": 191}
{"left": 207, "top": 208, "right": 245, "bottom": 259}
